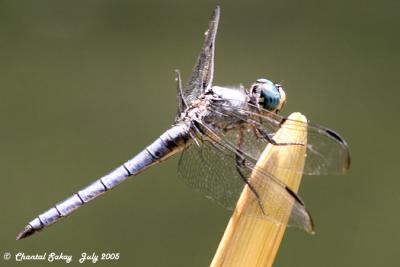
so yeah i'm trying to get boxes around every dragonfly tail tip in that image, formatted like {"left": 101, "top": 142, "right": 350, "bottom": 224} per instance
{"left": 16, "top": 225, "right": 35, "bottom": 240}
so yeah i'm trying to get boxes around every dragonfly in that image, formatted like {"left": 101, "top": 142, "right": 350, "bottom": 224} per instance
{"left": 17, "top": 6, "right": 350, "bottom": 240}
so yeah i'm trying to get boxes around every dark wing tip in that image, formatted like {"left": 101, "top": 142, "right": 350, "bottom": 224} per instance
{"left": 285, "top": 186, "right": 315, "bottom": 234}
{"left": 16, "top": 225, "right": 35, "bottom": 240}
{"left": 325, "top": 129, "right": 351, "bottom": 172}
{"left": 325, "top": 129, "right": 346, "bottom": 145}
{"left": 285, "top": 185, "right": 305, "bottom": 206}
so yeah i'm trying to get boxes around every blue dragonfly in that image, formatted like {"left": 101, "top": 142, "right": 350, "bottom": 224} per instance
{"left": 17, "top": 6, "right": 350, "bottom": 240}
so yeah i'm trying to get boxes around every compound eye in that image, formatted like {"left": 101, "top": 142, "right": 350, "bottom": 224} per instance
{"left": 256, "top": 78, "right": 270, "bottom": 84}
{"left": 259, "top": 81, "right": 280, "bottom": 111}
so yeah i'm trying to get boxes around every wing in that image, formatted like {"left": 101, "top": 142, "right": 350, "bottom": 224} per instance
{"left": 178, "top": 124, "right": 314, "bottom": 233}
{"left": 208, "top": 99, "right": 351, "bottom": 175}
{"left": 184, "top": 6, "right": 220, "bottom": 102}
{"left": 175, "top": 69, "right": 187, "bottom": 117}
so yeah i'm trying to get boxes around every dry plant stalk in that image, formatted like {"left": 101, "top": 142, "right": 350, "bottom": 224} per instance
{"left": 211, "top": 112, "right": 308, "bottom": 267}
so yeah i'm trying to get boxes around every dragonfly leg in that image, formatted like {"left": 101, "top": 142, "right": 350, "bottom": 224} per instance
{"left": 251, "top": 108, "right": 303, "bottom": 146}
{"left": 252, "top": 125, "right": 263, "bottom": 139}
{"left": 236, "top": 128, "right": 267, "bottom": 215}
{"left": 257, "top": 127, "right": 304, "bottom": 146}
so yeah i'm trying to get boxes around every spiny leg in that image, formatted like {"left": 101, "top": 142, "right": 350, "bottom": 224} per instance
{"left": 250, "top": 106, "right": 304, "bottom": 146}
{"left": 256, "top": 127, "right": 304, "bottom": 146}
{"left": 235, "top": 127, "right": 267, "bottom": 215}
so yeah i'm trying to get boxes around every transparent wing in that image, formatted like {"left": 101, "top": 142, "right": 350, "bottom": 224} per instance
{"left": 184, "top": 6, "right": 220, "bottom": 102}
{"left": 209, "top": 99, "right": 351, "bottom": 175}
{"left": 178, "top": 126, "right": 313, "bottom": 232}
{"left": 175, "top": 69, "right": 186, "bottom": 117}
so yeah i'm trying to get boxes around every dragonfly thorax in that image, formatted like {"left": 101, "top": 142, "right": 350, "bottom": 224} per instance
{"left": 194, "top": 87, "right": 249, "bottom": 131}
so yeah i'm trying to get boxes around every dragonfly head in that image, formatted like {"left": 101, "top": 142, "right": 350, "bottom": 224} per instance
{"left": 252, "top": 78, "right": 286, "bottom": 113}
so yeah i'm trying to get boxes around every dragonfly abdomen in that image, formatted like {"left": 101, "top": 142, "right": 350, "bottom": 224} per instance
{"left": 16, "top": 124, "right": 190, "bottom": 240}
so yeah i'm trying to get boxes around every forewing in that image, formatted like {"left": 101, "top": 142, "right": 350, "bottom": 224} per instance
{"left": 178, "top": 125, "right": 313, "bottom": 232}
{"left": 209, "top": 100, "right": 351, "bottom": 175}
{"left": 184, "top": 6, "right": 220, "bottom": 102}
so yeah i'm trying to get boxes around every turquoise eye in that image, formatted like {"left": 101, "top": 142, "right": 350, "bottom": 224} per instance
{"left": 258, "top": 79, "right": 280, "bottom": 111}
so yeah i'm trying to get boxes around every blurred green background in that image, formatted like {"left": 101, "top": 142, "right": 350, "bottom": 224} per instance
{"left": 0, "top": 0, "right": 398, "bottom": 266}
